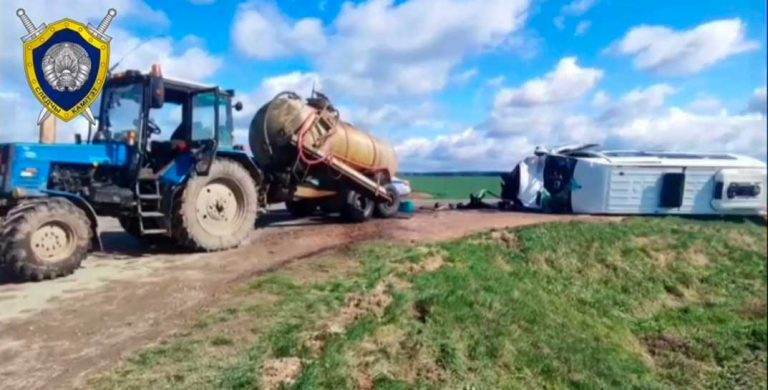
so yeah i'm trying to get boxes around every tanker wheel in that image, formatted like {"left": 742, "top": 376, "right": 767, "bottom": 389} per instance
{"left": 374, "top": 184, "right": 401, "bottom": 218}
{"left": 340, "top": 188, "right": 374, "bottom": 222}
{"left": 285, "top": 199, "right": 317, "bottom": 218}
{"left": 173, "top": 159, "right": 258, "bottom": 251}
{"left": 0, "top": 198, "right": 91, "bottom": 281}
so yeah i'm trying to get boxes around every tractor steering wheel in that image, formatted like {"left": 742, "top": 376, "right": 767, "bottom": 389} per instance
{"left": 146, "top": 117, "right": 162, "bottom": 135}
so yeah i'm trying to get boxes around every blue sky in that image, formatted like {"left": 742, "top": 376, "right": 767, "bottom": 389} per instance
{"left": 1, "top": 0, "right": 766, "bottom": 171}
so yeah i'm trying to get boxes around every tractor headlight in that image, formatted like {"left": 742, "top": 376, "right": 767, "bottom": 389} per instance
{"left": 20, "top": 167, "right": 38, "bottom": 178}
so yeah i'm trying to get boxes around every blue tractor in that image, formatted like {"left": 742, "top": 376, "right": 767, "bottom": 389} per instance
{"left": 0, "top": 68, "right": 262, "bottom": 281}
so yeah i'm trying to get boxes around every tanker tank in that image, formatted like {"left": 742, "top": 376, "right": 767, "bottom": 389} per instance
{"left": 249, "top": 91, "right": 401, "bottom": 222}
{"left": 250, "top": 92, "right": 397, "bottom": 177}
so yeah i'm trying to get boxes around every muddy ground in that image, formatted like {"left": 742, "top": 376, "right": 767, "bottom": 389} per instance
{"left": 0, "top": 208, "right": 605, "bottom": 389}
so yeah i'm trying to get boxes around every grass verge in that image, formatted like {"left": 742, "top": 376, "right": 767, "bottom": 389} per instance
{"left": 89, "top": 217, "right": 767, "bottom": 389}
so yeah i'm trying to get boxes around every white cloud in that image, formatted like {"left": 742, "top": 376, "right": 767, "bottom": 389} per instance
{"left": 592, "top": 84, "right": 765, "bottom": 155}
{"left": 562, "top": 0, "right": 598, "bottom": 16}
{"left": 745, "top": 87, "right": 767, "bottom": 114}
{"left": 231, "top": 1, "right": 326, "bottom": 60}
{"left": 0, "top": 88, "right": 92, "bottom": 144}
{"left": 554, "top": 0, "right": 597, "bottom": 31}
{"left": 404, "top": 105, "right": 766, "bottom": 171}
{"left": 110, "top": 32, "right": 222, "bottom": 82}
{"left": 257, "top": 72, "right": 322, "bottom": 99}
{"left": 233, "top": 71, "right": 321, "bottom": 123}
{"left": 230, "top": 71, "right": 322, "bottom": 145}
{"left": 553, "top": 16, "right": 565, "bottom": 30}
{"left": 395, "top": 76, "right": 767, "bottom": 171}
{"left": 0, "top": 93, "right": 22, "bottom": 142}
{"left": 231, "top": 70, "right": 453, "bottom": 149}
{"left": 606, "top": 108, "right": 765, "bottom": 154}
{"left": 486, "top": 106, "right": 584, "bottom": 141}
{"left": 233, "top": 0, "right": 530, "bottom": 100}
{"left": 485, "top": 76, "right": 506, "bottom": 89}
{"left": 686, "top": 96, "right": 724, "bottom": 114}
{"left": 597, "top": 83, "right": 675, "bottom": 124}
{"left": 575, "top": 20, "right": 591, "bottom": 36}
{"left": 0, "top": 0, "right": 168, "bottom": 37}
{"left": 323, "top": 0, "right": 529, "bottom": 99}
{"left": 396, "top": 127, "right": 533, "bottom": 171}
{"left": 610, "top": 18, "right": 759, "bottom": 75}
{"left": 494, "top": 57, "right": 602, "bottom": 108}
{"left": 343, "top": 101, "right": 441, "bottom": 132}
{"left": 591, "top": 90, "right": 610, "bottom": 108}
{"left": 504, "top": 29, "right": 543, "bottom": 60}
{"left": 451, "top": 68, "right": 480, "bottom": 86}
{"left": 227, "top": 0, "right": 533, "bottom": 160}
{"left": 400, "top": 57, "right": 607, "bottom": 169}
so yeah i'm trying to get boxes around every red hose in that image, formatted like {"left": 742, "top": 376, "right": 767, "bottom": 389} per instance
{"left": 297, "top": 113, "right": 329, "bottom": 166}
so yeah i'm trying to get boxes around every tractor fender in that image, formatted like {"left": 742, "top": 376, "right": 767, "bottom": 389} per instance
{"left": 216, "top": 151, "right": 264, "bottom": 185}
{"left": 41, "top": 190, "right": 102, "bottom": 251}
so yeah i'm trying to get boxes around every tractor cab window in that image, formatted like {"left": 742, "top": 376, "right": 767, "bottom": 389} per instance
{"left": 217, "top": 95, "right": 234, "bottom": 148}
{"left": 156, "top": 85, "right": 196, "bottom": 142}
{"left": 191, "top": 92, "right": 217, "bottom": 141}
{"left": 100, "top": 83, "right": 142, "bottom": 137}
{"left": 147, "top": 100, "right": 183, "bottom": 142}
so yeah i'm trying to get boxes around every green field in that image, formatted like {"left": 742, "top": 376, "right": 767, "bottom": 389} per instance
{"left": 402, "top": 175, "right": 502, "bottom": 199}
{"left": 91, "top": 218, "right": 767, "bottom": 389}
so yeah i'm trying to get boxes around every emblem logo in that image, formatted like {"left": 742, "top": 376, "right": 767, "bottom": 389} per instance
{"left": 16, "top": 8, "right": 117, "bottom": 124}
{"left": 43, "top": 43, "right": 92, "bottom": 92}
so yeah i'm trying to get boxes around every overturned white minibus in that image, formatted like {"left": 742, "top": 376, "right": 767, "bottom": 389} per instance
{"left": 501, "top": 145, "right": 766, "bottom": 215}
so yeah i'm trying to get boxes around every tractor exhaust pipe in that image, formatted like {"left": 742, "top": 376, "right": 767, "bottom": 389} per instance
{"left": 38, "top": 114, "right": 56, "bottom": 144}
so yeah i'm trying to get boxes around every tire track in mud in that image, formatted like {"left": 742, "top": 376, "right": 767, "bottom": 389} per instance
{"left": 0, "top": 210, "right": 608, "bottom": 389}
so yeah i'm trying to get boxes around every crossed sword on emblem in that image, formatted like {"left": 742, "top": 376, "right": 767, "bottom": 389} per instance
{"left": 16, "top": 8, "right": 117, "bottom": 126}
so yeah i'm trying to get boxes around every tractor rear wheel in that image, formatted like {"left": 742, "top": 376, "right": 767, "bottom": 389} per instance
{"left": 173, "top": 159, "right": 258, "bottom": 251}
{"left": 374, "top": 184, "right": 401, "bottom": 218}
{"left": 340, "top": 188, "right": 374, "bottom": 222}
{"left": 0, "top": 198, "right": 91, "bottom": 281}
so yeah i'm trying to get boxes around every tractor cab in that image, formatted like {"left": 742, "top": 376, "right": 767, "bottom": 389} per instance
{"left": 92, "top": 66, "right": 255, "bottom": 238}
{"left": 96, "top": 66, "right": 240, "bottom": 179}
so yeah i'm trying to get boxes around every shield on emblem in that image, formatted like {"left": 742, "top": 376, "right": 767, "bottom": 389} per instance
{"left": 23, "top": 19, "right": 110, "bottom": 122}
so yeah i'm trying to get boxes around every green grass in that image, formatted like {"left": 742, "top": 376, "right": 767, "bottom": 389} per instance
{"left": 402, "top": 175, "right": 502, "bottom": 199}
{"left": 90, "top": 217, "right": 767, "bottom": 389}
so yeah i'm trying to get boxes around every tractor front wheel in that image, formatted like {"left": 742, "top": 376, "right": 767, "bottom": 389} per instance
{"left": 0, "top": 198, "right": 92, "bottom": 281}
{"left": 173, "top": 159, "right": 258, "bottom": 251}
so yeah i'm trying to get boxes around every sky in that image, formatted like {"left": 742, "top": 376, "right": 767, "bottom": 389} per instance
{"left": 0, "top": 0, "right": 766, "bottom": 171}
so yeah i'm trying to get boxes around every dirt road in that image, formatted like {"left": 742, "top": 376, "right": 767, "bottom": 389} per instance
{"left": 0, "top": 209, "right": 603, "bottom": 389}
